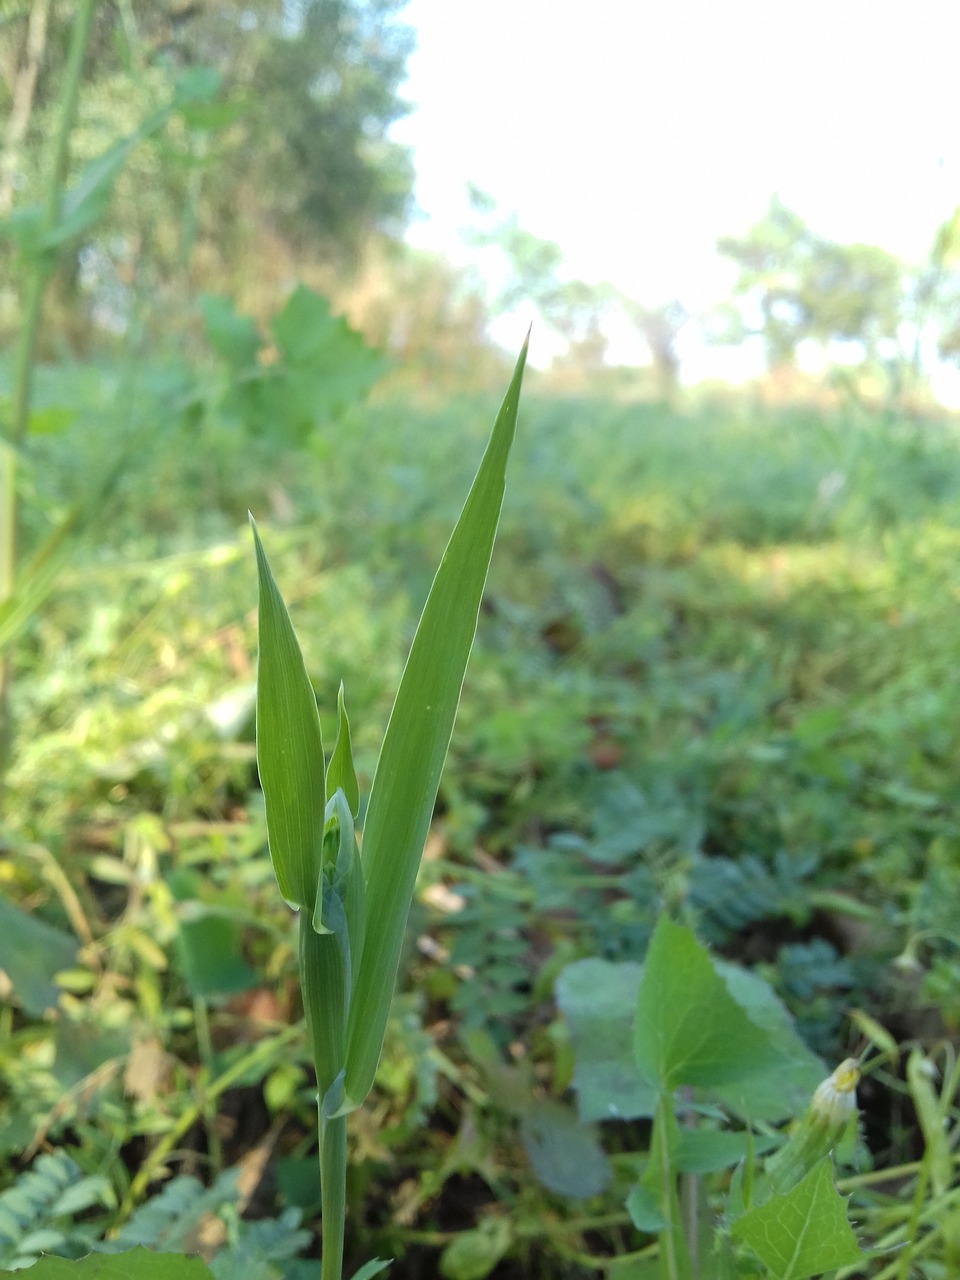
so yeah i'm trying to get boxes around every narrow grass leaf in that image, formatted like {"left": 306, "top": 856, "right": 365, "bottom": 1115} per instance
{"left": 252, "top": 518, "right": 326, "bottom": 914}
{"left": 344, "top": 339, "right": 528, "bottom": 1107}
{"left": 299, "top": 917, "right": 345, "bottom": 1102}
{"left": 349, "top": 1262, "right": 392, "bottom": 1280}
{"left": 907, "top": 1049, "right": 952, "bottom": 1197}
{"left": 5, "top": 1250, "right": 214, "bottom": 1278}
{"left": 326, "top": 684, "right": 360, "bottom": 818}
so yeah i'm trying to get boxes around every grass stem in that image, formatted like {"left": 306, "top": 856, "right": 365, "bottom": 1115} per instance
{"left": 320, "top": 1113, "right": 347, "bottom": 1280}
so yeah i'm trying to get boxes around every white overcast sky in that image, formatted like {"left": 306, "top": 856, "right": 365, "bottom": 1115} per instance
{"left": 390, "top": 0, "right": 960, "bottom": 377}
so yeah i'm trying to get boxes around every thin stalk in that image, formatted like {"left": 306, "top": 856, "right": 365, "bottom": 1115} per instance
{"left": 650, "top": 1091, "right": 691, "bottom": 1280}
{"left": 320, "top": 1113, "right": 347, "bottom": 1280}
{"left": 0, "top": 0, "right": 97, "bottom": 775}
{"left": 192, "top": 995, "right": 224, "bottom": 1175}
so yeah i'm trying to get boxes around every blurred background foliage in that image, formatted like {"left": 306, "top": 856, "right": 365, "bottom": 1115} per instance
{"left": 1, "top": 3, "right": 960, "bottom": 1277}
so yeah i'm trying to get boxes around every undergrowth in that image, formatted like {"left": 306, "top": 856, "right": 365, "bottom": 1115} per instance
{"left": 3, "top": 375, "right": 960, "bottom": 1275}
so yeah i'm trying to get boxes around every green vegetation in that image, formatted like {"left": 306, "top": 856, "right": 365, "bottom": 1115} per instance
{"left": 3, "top": 3, "right": 960, "bottom": 1277}
{"left": 3, "top": 363, "right": 960, "bottom": 1275}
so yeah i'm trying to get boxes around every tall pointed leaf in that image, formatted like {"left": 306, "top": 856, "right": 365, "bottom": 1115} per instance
{"left": 344, "top": 339, "right": 528, "bottom": 1106}
{"left": 252, "top": 519, "right": 326, "bottom": 915}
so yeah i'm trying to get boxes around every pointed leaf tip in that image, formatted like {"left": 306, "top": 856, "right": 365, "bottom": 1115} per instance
{"left": 252, "top": 522, "right": 326, "bottom": 913}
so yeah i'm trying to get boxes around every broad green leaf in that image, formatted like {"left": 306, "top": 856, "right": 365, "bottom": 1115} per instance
{"left": 731, "top": 1158, "right": 863, "bottom": 1278}
{"left": 252, "top": 518, "right": 326, "bottom": 914}
{"left": 675, "top": 1128, "right": 776, "bottom": 1174}
{"left": 633, "top": 916, "right": 781, "bottom": 1090}
{"left": 1, "top": 1249, "right": 214, "bottom": 1278}
{"left": 343, "top": 339, "right": 527, "bottom": 1108}
{"left": 326, "top": 684, "right": 360, "bottom": 818}
{"left": 520, "top": 1099, "right": 610, "bottom": 1199}
{"left": 555, "top": 958, "right": 656, "bottom": 1121}
{"left": 200, "top": 294, "right": 260, "bottom": 369}
{"left": 625, "top": 1183, "right": 667, "bottom": 1232}
{"left": 175, "top": 908, "right": 258, "bottom": 999}
{"left": 0, "top": 897, "right": 77, "bottom": 1015}
{"left": 712, "top": 960, "right": 824, "bottom": 1121}
{"left": 439, "top": 1218, "right": 511, "bottom": 1280}
{"left": 268, "top": 286, "right": 386, "bottom": 434}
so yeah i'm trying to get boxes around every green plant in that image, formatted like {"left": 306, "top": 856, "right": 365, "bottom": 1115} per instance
{"left": 251, "top": 340, "right": 528, "bottom": 1277}
{"left": 556, "top": 916, "right": 867, "bottom": 1278}
{"left": 0, "top": 0, "right": 220, "bottom": 771}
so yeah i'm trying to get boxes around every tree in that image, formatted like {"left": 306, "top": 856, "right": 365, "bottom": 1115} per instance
{"left": 620, "top": 299, "right": 688, "bottom": 400}
{"left": 717, "top": 198, "right": 905, "bottom": 377}
{"left": 0, "top": 0, "right": 415, "bottom": 344}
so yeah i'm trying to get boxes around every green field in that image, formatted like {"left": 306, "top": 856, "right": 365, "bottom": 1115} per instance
{"left": 4, "top": 376, "right": 960, "bottom": 1275}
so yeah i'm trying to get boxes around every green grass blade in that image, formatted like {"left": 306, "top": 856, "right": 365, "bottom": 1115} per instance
{"left": 344, "top": 337, "right": 528, "bottom": 1107}
{"left": 326, "top": 683, "right": 360, "bottom": 817}
{"left": 300, "top": 914, "right": 346, "bottom": 1102}
{"left": 251, "top": 517, "right": 326, "bottom": 915}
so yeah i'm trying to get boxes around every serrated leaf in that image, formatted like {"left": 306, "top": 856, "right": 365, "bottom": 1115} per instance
{"left": 343, "top": 339, "right": 527, "bottom": 1108}
{"left": 555, "top": 958, "right": 656, "bottom": 1121}
{"left": 633, "top": 916, "right": 782, "bottom": 1090}
{"left": 0, "top": 1248, "right": 214, "bottom": 1278}
{"left": 731, "top": 1158, "right": 863, "bottom": 1279}
{"left": 252, "top": 519, "right": 326, "bottom": 914}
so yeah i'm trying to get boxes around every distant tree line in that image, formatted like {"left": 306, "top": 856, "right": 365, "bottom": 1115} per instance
{"left": 716, "top": 196, "right": 960, "bottom": 398}
{"left": 468, "top": 189, "right": 960, "bottom": 402}
{"left": 0, "top": 0, "right": 414, "bottom": 346}
{"left": 2, "top": 1, "right": 960, "bottom": 400}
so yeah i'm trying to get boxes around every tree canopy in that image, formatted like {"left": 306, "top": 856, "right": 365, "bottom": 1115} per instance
{"left": 0, "top": 0, "right": 415, "bottom": 342}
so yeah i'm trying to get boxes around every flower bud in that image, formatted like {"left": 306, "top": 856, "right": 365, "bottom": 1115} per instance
{"left": 761, "top": 1058, "right": 860, "bottom": 1196}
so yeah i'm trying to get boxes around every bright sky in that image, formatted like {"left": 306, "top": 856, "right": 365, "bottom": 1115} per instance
{"left": 390, "top": 0, "right": 960, "bottom": 379}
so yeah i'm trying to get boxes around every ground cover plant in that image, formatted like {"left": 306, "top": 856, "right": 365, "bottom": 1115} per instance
{"left": 3, "top": 356, "right": 960, "bottom": 1276}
